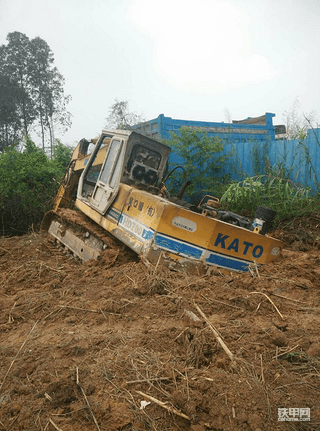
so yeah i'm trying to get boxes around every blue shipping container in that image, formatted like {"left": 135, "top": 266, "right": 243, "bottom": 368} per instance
{"left": 134, "top": 113, "right": 276, "bottom": 143}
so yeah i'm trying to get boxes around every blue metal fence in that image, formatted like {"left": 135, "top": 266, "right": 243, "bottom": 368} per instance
{"left": 220, "top": 129, "right": 320, "bottom": 190}
{"left": 135, "top": 114, "right": 320, "bottom": 191}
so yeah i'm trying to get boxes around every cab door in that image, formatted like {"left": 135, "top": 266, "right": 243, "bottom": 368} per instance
{"left": 89, "top": 138, "right": 124, "bottom": 214}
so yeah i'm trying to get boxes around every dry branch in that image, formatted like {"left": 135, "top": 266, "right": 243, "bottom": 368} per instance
{"left": 184, "top": 309, "right": 200, "bottom": 321}
{"left": 272, "top": 344, "right": 300, "bottom": 360}
{"left": 76, "top": 367, "right": 101, "bottom": 431}
{"left": 270, "top": 292, "right": 306, "bottom": 304}
{"left": 153, "top": 250, "right": 163, "bottom": 274}
{"left": 174, "top": 327, "right": 189, "bottom": 341}
{"left": 0, "top": 246, "right": 12, "bottom": 255}
{"left": 201, "top": 294, "right": 244, "bottom": 311}
{"left": 60, "top": 305, "right": 99, "bottom": 313}
{"left": 49, "top": 418, "right": 64, "bottom": 431}
{"left": 5, "top": 412, "right": 20, "bottom": 431}
{"left": 249, "top": 292, "right": 284, "bottom": 320}
{"left": 260, "top": 354, "right": 265, "bottom": 384}
{"left": 135, "top": 390, "right": 211, "bottom": 427}
{"left": 135, "top": 390, "right": 190, "bottom": 420}
{"left": 194, "top": 303, "right": 235, "bottom": 363}
{"left": 126, "top": 377, "right": 171, "bottom": 384}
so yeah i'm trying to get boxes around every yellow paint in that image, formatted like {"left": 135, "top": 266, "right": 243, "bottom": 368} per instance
{"left": 74, "top": 146, "right": 108, "bottom": 171}
{"left": 120, "top": 187, "right": 166, "bottom": 231}
{"left": 75, "top": 182, "right": 282, "bottom": 267}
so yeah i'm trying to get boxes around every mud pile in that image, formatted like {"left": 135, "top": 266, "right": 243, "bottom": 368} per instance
{"left": 0, "top": 213, "right": 319, "bottom": 430}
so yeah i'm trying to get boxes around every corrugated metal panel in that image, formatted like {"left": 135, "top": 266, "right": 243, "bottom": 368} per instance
{"left": 169, "top": 128, "right": 320, "bottom": 192}
{"left": 134, "top": 113, "right": 276, "bottom": 142}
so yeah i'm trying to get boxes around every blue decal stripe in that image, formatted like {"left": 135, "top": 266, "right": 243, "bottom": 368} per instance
{"left": 107, "top": 207, "right": 121, "bottom": 221}
{"left": 142, "top": 229, "right": 154, "bottom": 240}
{"left": 154, "top": 234, "right": 203, "bottom": 259}
{"left": 118, "top": 214, "right": 154, "bottom": 241}
{"left": 205, "top": 252, "right": 250, "bottom": 272}
{"left": 154, "top": 233, "right": 251, "bottom": 272}
{"left": 111, "top": 211, "right": 153, "bottom": 239}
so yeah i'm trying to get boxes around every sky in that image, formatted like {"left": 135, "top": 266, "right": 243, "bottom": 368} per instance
{"left": 1, "top": 0, "right": 320, "bottom": 146}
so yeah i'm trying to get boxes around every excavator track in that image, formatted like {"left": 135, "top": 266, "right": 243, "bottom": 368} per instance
{"left": 41, "top": 208, "right": 126, "bottom": 262}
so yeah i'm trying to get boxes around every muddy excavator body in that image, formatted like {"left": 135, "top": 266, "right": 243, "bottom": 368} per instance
{"left": 43, "top": 130, "right": 283, "bottom": 273}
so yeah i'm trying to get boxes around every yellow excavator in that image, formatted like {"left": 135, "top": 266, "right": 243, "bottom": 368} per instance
{"left": 42, "top": 129, "right": 283, "bottom": 273}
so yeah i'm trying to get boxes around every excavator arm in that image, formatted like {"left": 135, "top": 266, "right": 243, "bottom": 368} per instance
{"left": 53, "top": 139, "right": 93, "bottom": 211}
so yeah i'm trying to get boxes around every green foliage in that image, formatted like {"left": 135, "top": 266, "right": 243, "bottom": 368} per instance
{"left": 52, "top": 140, "right": 73, "bottom": 170}
{"left": 165, "top": 127, "right": 232, "bottom": 203}
{"left": 24, "top": 135, "right": 39, "bottom": 154}
{"left": 0, "top": 137, "right": 71, "bottom": 235}
{"left": 221, "top": 175, "right": 318, "bottom": 221}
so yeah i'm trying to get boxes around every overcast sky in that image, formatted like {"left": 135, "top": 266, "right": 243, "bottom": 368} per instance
{"left": 1, "top": 0, "right": 320, "bottom": 146}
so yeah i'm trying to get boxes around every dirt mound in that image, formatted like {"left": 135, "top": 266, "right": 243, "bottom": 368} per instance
{"left": 0, "top": 218, "right": 319, "bottom": 430}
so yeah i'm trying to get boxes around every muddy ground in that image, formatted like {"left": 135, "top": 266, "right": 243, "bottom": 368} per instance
{"left": 0, "top": 214, "right": 319, "bottom": 431}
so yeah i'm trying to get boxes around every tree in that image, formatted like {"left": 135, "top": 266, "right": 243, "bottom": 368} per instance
{"left": 224, "top": 107, "right": 232, "bottom": 123}
{"left": 282, "top": 99, "right": 317, "bottom": 140}
{"left": 105, "top": 99, "right": 145, "bottom": 129}
{"left": 29, "top": 36, "right": 72, "bottom": 153}
{"left": 0, "top": 74, "right": 26, "bottom": 151}
{"left": 0, "top": 32, "right": 71, "bottom": 151}
{"left": 46, "top": 85, "right": 72, "bottom": 156}
{"left": 0, "top": 32, "right": 36, "bottom": 140}
{"left": 29, "top": 37, "right": 54, "bottom": 150}
{"left": 165, "top": 127, "right": 232, "bottom": 202}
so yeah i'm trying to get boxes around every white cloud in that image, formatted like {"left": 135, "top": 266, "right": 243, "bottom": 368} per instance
{"left": 128, "top": 0, "right": 275, "bottom": 91}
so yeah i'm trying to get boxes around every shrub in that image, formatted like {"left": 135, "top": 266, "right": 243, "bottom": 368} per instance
{"left": 164, "top": 127, "right": 231, "bottom": 204}
{"left": 220, "top": 175, "right": 318, "bottom": 221}
{"left": 0, "top": 138, "right": 72, "bottom": 235}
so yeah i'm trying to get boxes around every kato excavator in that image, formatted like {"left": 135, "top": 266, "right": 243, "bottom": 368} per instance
{"left": 42, "top": 129, "right": 283, "bottom": 273}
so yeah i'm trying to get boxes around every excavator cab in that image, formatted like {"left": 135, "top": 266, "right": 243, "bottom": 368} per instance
{"left": 77, "top": 130, "right": 171, "bottom": 215}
